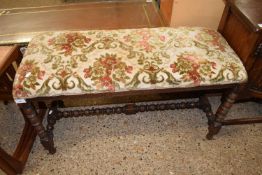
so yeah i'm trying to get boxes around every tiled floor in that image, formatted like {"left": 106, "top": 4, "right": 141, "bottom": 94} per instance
{"left": 1, "top": 97, "right": 262, "bottom": 175}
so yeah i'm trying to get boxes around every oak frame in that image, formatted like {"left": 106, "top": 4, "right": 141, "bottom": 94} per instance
{"left": 16, "top": 83, "right": 247, "bottom": 154}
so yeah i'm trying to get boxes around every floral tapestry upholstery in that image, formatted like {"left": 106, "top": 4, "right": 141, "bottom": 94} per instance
{"left": 13, "top": 27, "right": 248, "bottom": 99}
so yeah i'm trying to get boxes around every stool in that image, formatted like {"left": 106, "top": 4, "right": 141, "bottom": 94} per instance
{"left": 12, "top": 27, "right": 248, "bottom": 154}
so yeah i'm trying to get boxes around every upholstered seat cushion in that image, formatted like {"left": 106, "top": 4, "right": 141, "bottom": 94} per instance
{"left": 13, "top": 27, "right": 247, "bottom": 99}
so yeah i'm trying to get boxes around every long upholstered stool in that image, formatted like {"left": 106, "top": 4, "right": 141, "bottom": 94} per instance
{"left": 12, "top": 27, "right": 248, "bottom": 154}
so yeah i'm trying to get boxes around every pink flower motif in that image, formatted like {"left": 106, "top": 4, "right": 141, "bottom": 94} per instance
{"left": 170, "top": 64, "right": 177, "bottom": 73}
{"left": 83, "top": 68, "right": 92, "bottom": 78}
{"left": 159, "top": 35, "right": 166, "bottom": 42}
{"left": 13, "top": 84, "right": 29, "bottom": 98}
{"left": 100, "top": 76, "right": 114, "bottom": 91}
{"left": 125, "top": 66, "right": 133, "bottom": 74}
{"left": 17, "top": 63, "right": 34, "bottom": 81}
{"left": 58, "top": 69, "right": 69, "bottom": 78}
{"left": 48, "top": 38, "right": 55, "bottom": 45}
{"left": 139, "top": 41, "right": 153, "bottom": 52}
{"left": 85, "top": 38, "right": 91, "bottom": 43}
{"left": 38, "top": 71, "right": 45, "bottom": 80}
{"left": 18, "top": 74, "right": 25, "bottom": 81}
{"left": 102, "top": 56, "right": 117, "bottom": 67}
{"left": 67, "top": 36, "right": 74, "bottom": 43}
{"left": 185, "top": 55, "right": 197, "bottom": 62}
{"left": 211, "top": 62, "right": 216, "bottom": 69}
{"left": 123, "top": 35, "right": 131, "bottom": 42}
{"left": 143, "top": 35, "right": 150, "bottom": 40}
{"left": 48, "top": 33, "right": 91, "bottom": 56}
{"left": 61, "top": 44, "right": 72, "bottom": 55}
{"left": 188, "top": 71, "right": 201, "bottom": 85}
{"left": 192, "top": 63, "right": 200, "bottom": 69}
{"left": 148, "top": 66, "right": 157, "bottom": 72}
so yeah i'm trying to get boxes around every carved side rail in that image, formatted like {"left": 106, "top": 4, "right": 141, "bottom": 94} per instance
{"left": 51, "top": 101, "right": 201, "bottom": 119}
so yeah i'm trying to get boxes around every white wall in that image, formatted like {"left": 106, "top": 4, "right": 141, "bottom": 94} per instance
{"left": 170, "top": 0, "right": 225, "bottom": 29}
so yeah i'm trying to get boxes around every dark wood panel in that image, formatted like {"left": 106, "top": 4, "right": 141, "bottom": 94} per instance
{"left": 248, "top": 47, "right": 262, "bottom": 98}
{"left": 221, "top": 12, "right": 258, "bottom": 69}
{"left": 227, "top": 0, "right": 262, "bottom": 33}
{"left": 219, "top": 0, "right": 262, "bottom": 99}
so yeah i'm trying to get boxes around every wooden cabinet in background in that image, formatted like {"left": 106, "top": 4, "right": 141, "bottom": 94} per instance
{"left": 160, "top": 0, "right": 173, "bottom": 25}
{"left": 218, "top": 0, "right": 262, "bottom": 99}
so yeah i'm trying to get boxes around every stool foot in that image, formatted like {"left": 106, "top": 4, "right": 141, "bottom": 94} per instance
{"left": 40, "top": 135, "right": 56, "bottom": 154}
{"left": 206, "top": 122, "right": 222, "bottom": 140}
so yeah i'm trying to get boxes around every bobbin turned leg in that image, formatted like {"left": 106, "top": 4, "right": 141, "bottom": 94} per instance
{"left": 19, "top": 102, "right": 56, "bottom": 154}
{"left": 199, "top": 95, "right": 216, "bottom": 125}
{"left": 46, "top": 109, "right": 58, "bottom": 154}
{"left": 46, "top": 101, "right": 64, "bottom": 154}
{"left": 206, "top": 85, "right": 243, "bottom": 140}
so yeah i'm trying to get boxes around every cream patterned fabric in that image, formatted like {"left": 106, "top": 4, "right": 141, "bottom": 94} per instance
{"left": 13, "top": 27, "right": 248, "bottom": 99}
